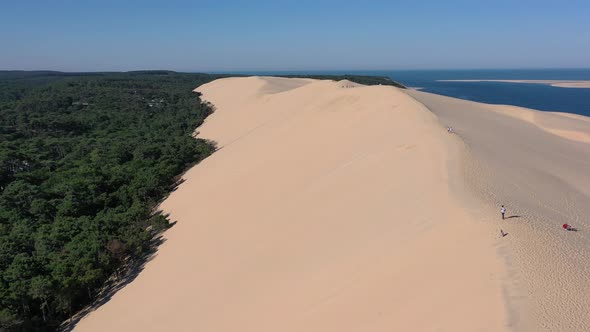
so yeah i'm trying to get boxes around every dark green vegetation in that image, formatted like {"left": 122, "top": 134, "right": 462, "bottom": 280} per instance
{"left": 0, "top": 71, "right": 222, "bottom": 331}
{"left": 0, "top": 71, "right": 401, "bottom": 331}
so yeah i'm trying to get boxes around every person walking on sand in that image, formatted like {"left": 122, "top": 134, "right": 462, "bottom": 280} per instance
{"left": 500, "top": 205, "right": 506, "bottom": 220}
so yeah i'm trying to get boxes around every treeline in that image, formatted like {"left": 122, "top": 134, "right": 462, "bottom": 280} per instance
{"left": 0, "top": 71, "right": 223, "bottom": 331}
{"left": 0, "top": 70, "right": 400, "bottom": 331}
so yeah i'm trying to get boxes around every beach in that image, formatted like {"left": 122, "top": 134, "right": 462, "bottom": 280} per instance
{"left": 437, "top": 79, "right": 590, "bottom": 88}
{"left": 407, "top": 90, "right": 590, "bottom": 331}
{"left": 70, "top": 77, "right": 590, "bottom": 331}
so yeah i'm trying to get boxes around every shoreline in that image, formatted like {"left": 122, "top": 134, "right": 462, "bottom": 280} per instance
{"left": 70, "top": 76, "right": 590, "bottom": 331}
{"left": 437, "top": 79, "right": 590, "bottom": 88}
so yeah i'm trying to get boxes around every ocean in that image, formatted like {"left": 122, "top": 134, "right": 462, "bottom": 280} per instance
{"left": 230, "top": 69, "right": 590, "bottom": 117}
{"left": 377, "top": 69, "right": 590, "bottom": 116}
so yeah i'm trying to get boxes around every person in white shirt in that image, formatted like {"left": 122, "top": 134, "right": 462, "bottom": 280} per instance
{"left": 500, "top": 205, "right": 506, "bottom": 220}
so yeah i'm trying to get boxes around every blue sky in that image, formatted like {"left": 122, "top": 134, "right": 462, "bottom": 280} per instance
{"left": 1, "top": 0, "right": 589, "bottom": 71}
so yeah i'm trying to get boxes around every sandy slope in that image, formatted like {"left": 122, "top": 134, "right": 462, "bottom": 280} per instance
{"left": 408, "top": 90, "right": 590, "bottom": 331}
{"left": 71, "top": 77, "right": 509, "bottom": 331}
{"left": 438, "top": 80, "right": 590, "bottom": 88}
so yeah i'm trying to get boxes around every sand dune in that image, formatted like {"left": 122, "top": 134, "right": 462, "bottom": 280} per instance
{"left": 71, "top": 77, "right": 511, "bottom": 331}
{"left": 408, "top": 90, "right": 590, "bottom": 331}
{"left": 480, "top": 104, "right": 590, "bottom": 144}
{"left": 438, "top": 79, "right": 590, "bottom": 88}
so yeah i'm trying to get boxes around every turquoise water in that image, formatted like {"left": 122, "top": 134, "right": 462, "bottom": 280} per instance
{"left": 231, "top": 69, "right": 590, "bottom": 117}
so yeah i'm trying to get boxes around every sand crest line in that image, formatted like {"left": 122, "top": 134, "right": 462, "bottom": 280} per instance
{"left": 72, "top": 76, "right": 512, "bottom": 331}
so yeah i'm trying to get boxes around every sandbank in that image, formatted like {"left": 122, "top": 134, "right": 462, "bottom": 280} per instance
{"left": 438, "top": 79, "right": 590, "bottom": 88}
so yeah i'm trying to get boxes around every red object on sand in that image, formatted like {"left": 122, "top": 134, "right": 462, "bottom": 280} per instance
{"left": 563, "top": 224, "right": 569, "bottom": 229}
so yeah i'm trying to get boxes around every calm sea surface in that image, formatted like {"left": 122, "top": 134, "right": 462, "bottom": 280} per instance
{"left": 228, "top": 69, "right": 590, "bottom": 117}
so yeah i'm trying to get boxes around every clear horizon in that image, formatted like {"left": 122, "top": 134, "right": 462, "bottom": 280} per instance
{"left": 4, "top": 68, "right": 590, "bottom": 74}
{"left": 2, "top": 0, "right": 589, "bottom": 71}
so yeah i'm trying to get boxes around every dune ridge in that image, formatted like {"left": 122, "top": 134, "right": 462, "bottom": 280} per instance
{"left": 482, "top": 104, "right": 590, "bottom": 143}
{"left": 71, "top": 77, "right": 510, "bottom": 331}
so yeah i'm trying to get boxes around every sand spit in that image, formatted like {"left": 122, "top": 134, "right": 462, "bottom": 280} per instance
{"left": 438, "top": 79, "right": 590, "bottom": 88}
{"left": 71, "top": 77, "right": 509, "bottom": 332}
{"left": 408, "top": 90, "right": 590, "bottom": 331}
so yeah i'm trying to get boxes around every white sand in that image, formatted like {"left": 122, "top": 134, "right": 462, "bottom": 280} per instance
{"left": 408, "top": 90, "right": 590, "bottom": 331}
{"left": 438, "top": 80, "right": 590, "bottom": 88}
{"left": 70, "top": 77, "right": 511, "bottom": 331}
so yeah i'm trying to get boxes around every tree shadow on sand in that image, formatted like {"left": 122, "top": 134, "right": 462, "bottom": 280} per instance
{"left": 60, "top": 233, "right": 169, "bottom": 331}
